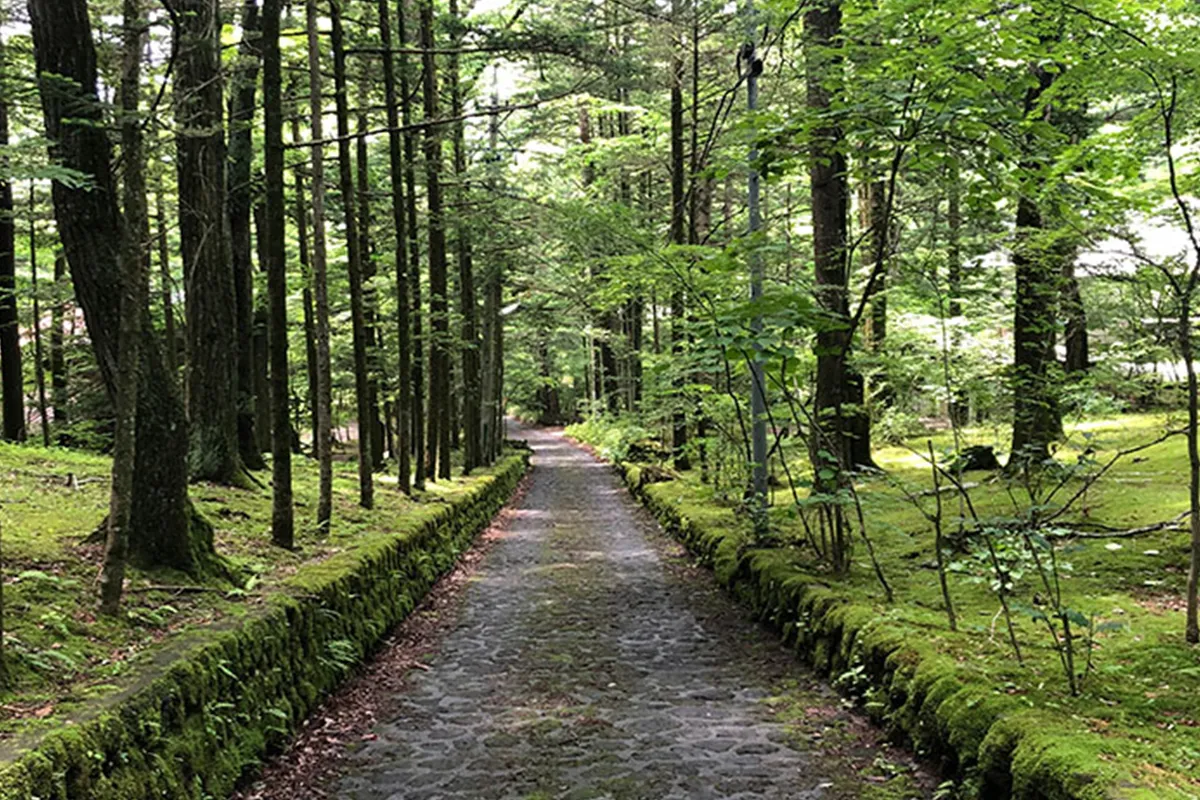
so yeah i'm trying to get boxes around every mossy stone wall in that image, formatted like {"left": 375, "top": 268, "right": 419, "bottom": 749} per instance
{"left": 620, "top": 463, "right": 1170, "bottom": 800}
{"left": 0, "top": 452, "right": 528, "bottom": 800}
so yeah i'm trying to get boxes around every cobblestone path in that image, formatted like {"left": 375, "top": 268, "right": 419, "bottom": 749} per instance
{"left": 333, "top": 425, "right": 927, "bottom": 800}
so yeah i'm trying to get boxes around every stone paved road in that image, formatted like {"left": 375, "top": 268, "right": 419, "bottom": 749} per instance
{"left": 333, "top": 425, "right": 923, "bottom": 800}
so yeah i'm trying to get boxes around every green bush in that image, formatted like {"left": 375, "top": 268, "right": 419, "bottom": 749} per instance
{"left": 565, "top": 415, "right": 658, "bottom": 463}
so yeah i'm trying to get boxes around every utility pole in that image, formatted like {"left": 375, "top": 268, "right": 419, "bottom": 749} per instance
{"left": 745, "top": 1, "right": 768, "bottom": 537}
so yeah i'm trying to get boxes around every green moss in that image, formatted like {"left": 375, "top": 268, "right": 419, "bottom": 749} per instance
{"left": 606, "top": 413, "right": 1200, "bottom": 799}
{"left": 1010, "top": 726, "right": 1115, "bottom": 800}
{"left": 0, "top": 451, "right": 529, "bottom": 799}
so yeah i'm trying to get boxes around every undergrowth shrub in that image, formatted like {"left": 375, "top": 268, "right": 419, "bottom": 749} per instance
{"left": 565, "top": 415, "right": 657, "bottom": 463}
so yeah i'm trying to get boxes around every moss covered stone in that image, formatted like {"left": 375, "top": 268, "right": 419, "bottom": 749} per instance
{"left": 615, "top": 459, "right": 1175, "bottom": 800}
{"left": 0, "top": 452, "right": 529, "bottom": 800}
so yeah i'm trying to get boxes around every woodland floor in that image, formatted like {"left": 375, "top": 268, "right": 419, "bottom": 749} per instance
{"left": 0, "top": 439, "right": 512, "bottom": 741}
{"left": 236, "top": 423, "right": 936, "bottom": 800}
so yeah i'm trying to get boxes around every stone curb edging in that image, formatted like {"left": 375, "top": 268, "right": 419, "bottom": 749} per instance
{"left": 617, "top": 462, "right": 1176, "bottom": 800}
{"left": 0, "top": 451, "right": 530, "bottom": 800}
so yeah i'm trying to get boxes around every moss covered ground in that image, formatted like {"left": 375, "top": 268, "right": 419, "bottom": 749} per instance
{"left": 570, "top": 413, "right": 1200, "bottom": 798}
{"left": 0, "top": 442, "right": 515, "bottom": 740}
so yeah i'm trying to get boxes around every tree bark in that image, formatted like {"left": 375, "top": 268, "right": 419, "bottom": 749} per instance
{"left": 100, "top": 0, "right": 150, "bottom": 614}
{"left": 31, "top": 0, "right": 214, "bottom": 572}
{"left": 860, "top": 179, "right": 890, "bottom": 360}
{"left": 669, "top": 0, "right": 689, "bottom": 470}
{"left": 227, "top": 0, "right": 266, "bottom": 470}
{"left": 0, "top": 60, "right": 23, "bottom": 444}
{"left": 1062, "top": 259, "right": 1088, "bottom": 374}
{"left": 306, "top": 0, "right": 335, "bottom": 528}
{"left": 420, "top": 0, "right": 451, "bottom": 482}
{"left": 302, "top": 287, "right": 319, "bottom": 449}
{"left": 357, "top": 94, "right": 386, "bottom": 473}
{"left": 29, "top": 192, "right": 50, "bottom": 447}
{"left": 1180, "top": 291, "right": 1200, "bottom": 643}
{"left": 396, "top": 0, "right": 426, "bottom": 490}
{"left": 262, "top": 0, "right": 293, "bottom": 548}
{"left": 1009, "top": 66, "right": 1064, "bottom": 464}
{"left": 176, "top": 0, "right": 242, "bottom": 484}
{"left": 51, "top": 250, "right": 67, "bottom": 428}
{"left": 291, "top": 111, "right": 320, "bottom": 457}
{"left": 330, "top": 0, "right": 375, "bottom": 507}
{"left": 156, "top": 189, "right": 179, "bottom": 380}
{"left": 480, "top": 96, "right": 504, "bottom": 463}
{"left": 806, "top": 0, "right": 864, "bottom": 475}
{"left": 946, "top": 156, "right": 969, "bottom": 427}
{"left": 379, "top": 0, "right": 412, "bottom": 492}
{"left": 449, "top": 0, "right": 481, "bottom": 473}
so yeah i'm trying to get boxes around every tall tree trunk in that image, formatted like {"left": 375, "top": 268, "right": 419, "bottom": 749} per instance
{"left": 669, "top": 0, "right": 689, "bottom": 470}
{"left": 860, "top": 177, "right": 891, "bottom": 404}
{"left": 745, "top": 2, "right": 768, "bottom": 514}
{"left": 1062, "top": 260, "right": 1088, "bottom": 374}
{"left": 306, "top": 0, "right": 335, "bottom": 527}
{"left": 251, "top": 204, "right": 271, "bottom": 453}
{"left": 480, "top": 95, "right": 504, "bottom": 463}
{"left": 28, "top": 191, "right": 49, "bottom": 447}
{"left": 262, "top": 0, "right": 293, "bottom": 548}
{"left": 156, "top": 189, "right": 179, "bottom": 380}
{"left": 100, "top": 0, "right": 150, "bottom": 613}
{"left": 293, "top": 144, "right": 320, "bottom": 456}
{"left": 946, "top": 156, "right": 969, "bottom": 427}
{"left": 1183, "top": 283, "right": 1200, "bottom": 643}
{"left": 806, "top": 0, "right": 860, "bottom": 475}
{"left": 50, "top": 250, "right": 67, "bottom": 428}
{"left": 845, "top": 175, "right": 885, "bottom": 470}
{"left": 357, "top": 94, "right": 386, "bottom": 473}
{"left": 330, "top": 0, "right": 374, "bottom": 508}
{"left": 419, "top": 0, "right": 451, "bottom": 482}
{"left": 448, "top": 0, "right": 481, "bottom": 473}
{"left": 227, "top": 0, "right": 266, "bottom": 470}
{"left": 1009, "top": 67, "right": 1064, "bottom": 464}
{"left": 398, "top": 0, "right": 426, "bottom": 490}
{"left": 0, "top": 59, "right": 23, "bottom": 444}
{"left": 31, "top": 0, "right": 214, "bottom": 572}
{"left": 1010, "top": 192, "right": 1064, "bottom": 461}
{"left": 379, "top": 0, "right": 412, "bottom": 493}
{"left": 176, "top": 0, "right": 242, "bottom": 484}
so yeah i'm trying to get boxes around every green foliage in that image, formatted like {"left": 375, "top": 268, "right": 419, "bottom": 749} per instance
{"left": 564, "top": 415, "right": 658, "bottom": 463}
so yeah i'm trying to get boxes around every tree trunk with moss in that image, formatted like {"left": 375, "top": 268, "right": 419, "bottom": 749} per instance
{"left": 100, "top": 0, "right": 148, "bottom": 614}
{"left": 30, "top": 0, "right": 217, "bottom": 573}
{"left": 1062, "top": 260, "right": 1088, "bottom": 374}
{"left": 1009, "top": 66, "right": 1064, "bottom": 465}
